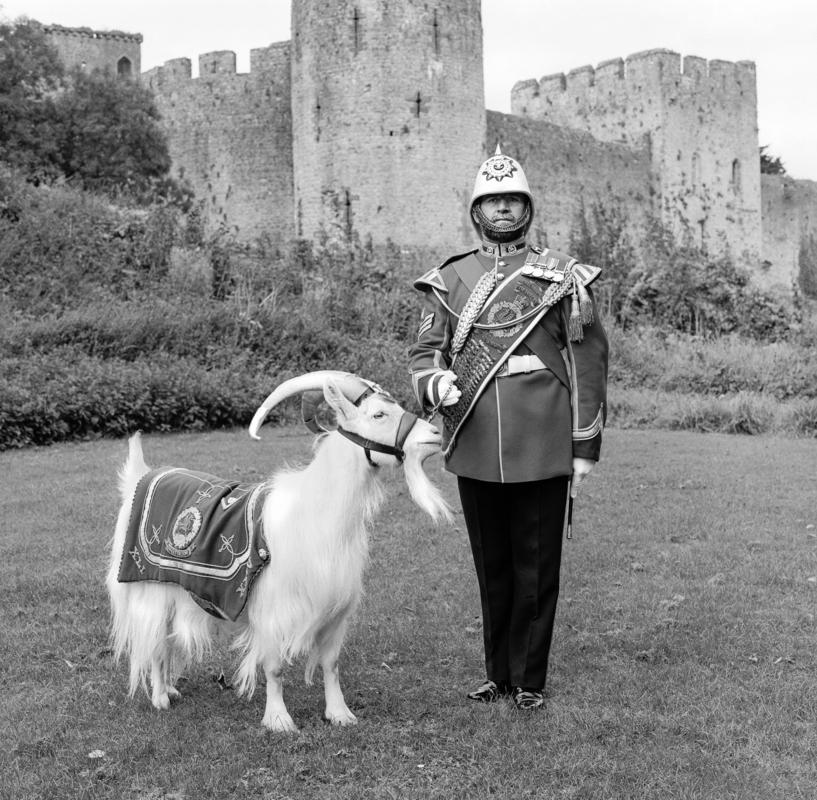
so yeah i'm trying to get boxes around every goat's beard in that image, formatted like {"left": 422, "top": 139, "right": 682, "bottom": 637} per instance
{"left": 403, "top": 448, "right": 454, "bottom": 524}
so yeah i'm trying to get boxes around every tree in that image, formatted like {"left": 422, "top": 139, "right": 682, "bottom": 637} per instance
{"left": 1, "top": 19, "right": 188, "bottom": 205}
{"left": 53, "top": 67, "right": 174, "bottom": 199}
{"left": 0, "top": 18, "right": 64, "bottom": 178}
{"left": 759, "top": 145, "right": 786, "bottom": 175}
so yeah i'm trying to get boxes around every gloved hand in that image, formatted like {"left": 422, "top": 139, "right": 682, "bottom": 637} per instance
{"left": 427, "top": 370, "right": 461, "bottom": 407}
{"left": 570, "top": 457, "right": 595, "bottom": 498}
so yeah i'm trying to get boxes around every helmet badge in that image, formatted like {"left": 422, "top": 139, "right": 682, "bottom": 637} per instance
{"left": 481, "top": 145, "right": 518, "bottom": 183}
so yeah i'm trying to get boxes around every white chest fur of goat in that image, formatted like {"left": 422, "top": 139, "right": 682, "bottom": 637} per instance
{"left": 107, "top": 371, "right": 452, "bottom": 733}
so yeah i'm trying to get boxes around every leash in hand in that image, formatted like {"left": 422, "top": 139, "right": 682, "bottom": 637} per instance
{"left": 425, "top": 382, "right": 453, "bottom": 421}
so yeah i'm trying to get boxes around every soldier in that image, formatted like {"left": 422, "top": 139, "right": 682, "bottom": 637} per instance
{"left": 408, "top": 146, "right": 608, "bottom": 710}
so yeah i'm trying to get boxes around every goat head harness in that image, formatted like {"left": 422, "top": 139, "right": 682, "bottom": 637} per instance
{"left": 336, "top": 386, "right": 419, "bottom": 467}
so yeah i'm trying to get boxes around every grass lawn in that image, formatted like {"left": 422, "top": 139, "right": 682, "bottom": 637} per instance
{"left": 1, "top": 426, "right": 815, "bottom": 799}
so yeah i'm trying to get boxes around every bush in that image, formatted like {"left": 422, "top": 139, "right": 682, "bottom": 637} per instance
{"left": 3, "top": 172, "right": 816, "bottom": 449}
{"left": 607, "top": 326, "right": 817, "bottom": 401}
{"left": 570, "top": 202, "right": 795, "bottom": 339}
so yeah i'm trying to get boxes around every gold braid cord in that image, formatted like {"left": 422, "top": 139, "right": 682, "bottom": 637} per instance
{"left": 442, "top": 270, "right": 579, "bottom": 443}
{"left": 450, "top": 269, "right": 498, "bottom": 355}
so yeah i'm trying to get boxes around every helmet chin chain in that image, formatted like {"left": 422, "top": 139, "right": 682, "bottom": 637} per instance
{"left": 471, "top": 203, "right": 531, "bottom": 243}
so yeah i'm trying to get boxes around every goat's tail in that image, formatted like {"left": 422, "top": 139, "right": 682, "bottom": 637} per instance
{"left": 107, "top": 432, "right": 150, "bottom": 593}
{"left": 120, "top": 431, "right": 149, "bottom": 495}
{"left": 106, "top": 432, "right": 154, "bottom": 693}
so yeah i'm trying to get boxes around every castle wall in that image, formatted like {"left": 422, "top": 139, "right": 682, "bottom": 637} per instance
{"left": 145, "top": 42, "right": 293, "bottom": 242}
{"left": 290, "top": 0, "right": 486, "bottom": 249}
{"left": 761, "top": 175, "right": 817, "bottom": 291}
{"left": 512, "top": 50, "right": 761, "bottom": 267}
{"left": 44, "top": 25, "right": 142, "bottom": 77}
{"left": 486, "top": 111, "right": 652, "bottom": 251}
{"left": 41, "top": 12, "right": 813, "bottom": 302}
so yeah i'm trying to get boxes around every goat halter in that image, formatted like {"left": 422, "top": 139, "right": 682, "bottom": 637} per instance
{"left": 338, "top": 407, "right": 420, "bottom": 468}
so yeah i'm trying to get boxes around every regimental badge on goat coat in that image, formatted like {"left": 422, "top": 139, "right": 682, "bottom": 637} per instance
{"left": 118, "top": 468, "right": 270, "bottom": 621}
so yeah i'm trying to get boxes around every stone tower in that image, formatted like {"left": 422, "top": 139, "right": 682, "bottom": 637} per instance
{"left": 290, "top": 0, "right": 486, "bottom": 250}
{"left": 43, "top": 24, "right": 142, "bottom": 78}
{"left": 512, "top": 49, "right": 761, "bottom": 265}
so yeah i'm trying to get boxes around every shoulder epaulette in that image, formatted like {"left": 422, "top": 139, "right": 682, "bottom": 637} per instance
{"left": 572, "top": 262, "right": 602, "bottom": 286}
{"left": 413, "top": 267, "right": 447, "bottom": 292}
{"left": 414, "top": 250, "right": 476, "bottom": 292}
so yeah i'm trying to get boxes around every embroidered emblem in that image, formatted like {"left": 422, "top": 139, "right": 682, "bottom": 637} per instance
{"left": 486, "top": 299, "right": 525, "bottom": 338}
{"left": 129, "top": 546, "right": 145, "bottom": 574}
{"left": 147, "top": 524, "right": 162, "bottom": 546}
{"left": 481, "top": 153, "right": 518, "bottom": 182}
{"left": 165, "top": 506, "right": 202, "bottom": 558}
{"left": 417, "top": 311, "right": 434, "bottom": 337}
{"left": 219, "top": 534, "right": 237, "bottom": 557}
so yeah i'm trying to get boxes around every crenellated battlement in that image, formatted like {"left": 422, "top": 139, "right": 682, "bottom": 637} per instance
{"left": 143, "top": 42, "right": 290, "bottom": 91}
{"left": 43, "top": 24, "right": 143, "bottom": 43}
{"left": 37, "top": 11, "right": 812, "bottom": 291}
{"left": 514, "top": 48, "right": 755, "bottom": 106}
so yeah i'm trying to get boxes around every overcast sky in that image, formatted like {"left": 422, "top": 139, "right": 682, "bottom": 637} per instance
{"left": 2, "top": 0, "right": 815, "bottom": 180}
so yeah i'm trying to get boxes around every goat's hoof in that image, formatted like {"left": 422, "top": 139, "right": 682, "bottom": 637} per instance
{"left": 263, "top": 713, "right": 298, "bottom": 734}
{"left": 325, "top": 708, "right": 358, "bottom": 726}
{"left": 152, "top": 692, "right": 171, "bottom": 710}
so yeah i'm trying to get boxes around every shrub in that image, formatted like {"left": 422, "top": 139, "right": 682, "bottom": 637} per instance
{"left": 3, "top": 172, "right": 816, "bottom": 449}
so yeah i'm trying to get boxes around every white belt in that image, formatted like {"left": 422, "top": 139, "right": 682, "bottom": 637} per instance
{"left": 496, "top": 354, "right": 548, "bottom": 377}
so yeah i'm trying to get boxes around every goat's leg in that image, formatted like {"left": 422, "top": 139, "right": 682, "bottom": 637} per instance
{"left": 261, "top": 655, "right": 298, "bottom": 733}
{"left": 319, "top": 623, "right": 357, "bottom": 726}
{"left": 149, "top": 632, "right": 179, "bottom": 710}
{"left": 150, "top": 652, "right": 172, "bottom": 710}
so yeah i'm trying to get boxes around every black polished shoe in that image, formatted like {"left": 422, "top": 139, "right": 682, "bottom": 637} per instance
{"left": 467, "top": 679, "right": 510, "bottom": 703}
{"left": 512, "top": 687, "right": 545, "bottom": 710}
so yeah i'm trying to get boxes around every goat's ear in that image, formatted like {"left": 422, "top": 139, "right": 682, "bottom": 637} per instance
{"left": 301, "top": 389, "right": 338, "bottom": 432}
{"left": 323, "top": 378, "right": 358, "bottom": 424}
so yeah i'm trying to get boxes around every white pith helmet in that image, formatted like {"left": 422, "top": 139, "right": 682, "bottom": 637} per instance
{"left": 470, "top": 145, "right": 534, "bottom": 237}
{"left": 470, "top": 145, "right": 533, "bottom": 210}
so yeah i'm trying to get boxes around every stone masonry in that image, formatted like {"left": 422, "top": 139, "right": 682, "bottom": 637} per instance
{"left": 44, "top": 5, "right": 817, "bottom": 294}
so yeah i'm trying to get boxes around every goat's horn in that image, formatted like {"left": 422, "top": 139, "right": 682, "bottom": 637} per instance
{"left": 248, "top": 371, "right": 375, "bottom": 439}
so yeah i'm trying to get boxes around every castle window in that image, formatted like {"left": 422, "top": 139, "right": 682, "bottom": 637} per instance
{"left": 731, "top": 158, "right": 742, "bottom": 195}
{"left": 117, "top": 57, "right": 132, "bottom": 78}
{"left": 413, "top": 91, "right": 423, "bottom": 117}
{"left": 433, "top": 10, "right": 440, "bottom": 56}
{"left": 315, "top": 99, "right": 322, "bottom": 142}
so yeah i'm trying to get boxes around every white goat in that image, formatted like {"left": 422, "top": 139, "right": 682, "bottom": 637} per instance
{"left": 107, "top": 371, "right": 452, "bottom": 733}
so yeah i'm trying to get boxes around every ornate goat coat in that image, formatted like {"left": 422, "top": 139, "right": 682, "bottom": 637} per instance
{"left": 118, "top": 468, "right": 270, "bottom": 621}
{"left": 408, "top": 244, "right": 609, "bottom": 483}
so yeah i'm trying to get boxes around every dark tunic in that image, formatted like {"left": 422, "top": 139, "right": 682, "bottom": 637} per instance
{"left": 408, "top": 245, "right": 609, "bottom": 482}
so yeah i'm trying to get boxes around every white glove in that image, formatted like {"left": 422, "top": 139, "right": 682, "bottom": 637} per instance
{"left": 571, "top": 457, "right": 595, "bottom": 498}
{"left": 427, "top": 370, "right": 461, "bottom": 407}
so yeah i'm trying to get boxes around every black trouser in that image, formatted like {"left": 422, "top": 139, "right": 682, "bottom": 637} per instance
{"left": 457, "top": 475, "right": 569, "bottom": 691}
